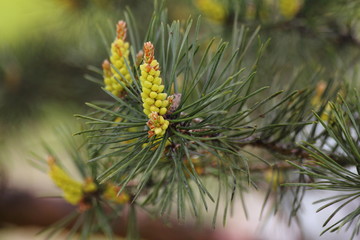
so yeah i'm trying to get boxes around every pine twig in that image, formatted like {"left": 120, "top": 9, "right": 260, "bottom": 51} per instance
{"left": 0, "top": 187, "right": 247, "bottom": 240}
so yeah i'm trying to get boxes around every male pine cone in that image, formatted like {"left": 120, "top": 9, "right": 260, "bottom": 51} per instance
{"left": 140, "top": 42, "right": 170, "bottom": 137}
{"left": 103, "top": 21, "right": 132, "bottom": 97}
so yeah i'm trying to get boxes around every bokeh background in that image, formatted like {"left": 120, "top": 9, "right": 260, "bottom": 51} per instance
{"left": 1, "top": 0, "right": 360, "bottom": 239}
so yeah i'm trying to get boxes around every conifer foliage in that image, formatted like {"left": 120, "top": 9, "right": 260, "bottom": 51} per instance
{"left": 32, "top": 1, "right": 360, "bottom": 239}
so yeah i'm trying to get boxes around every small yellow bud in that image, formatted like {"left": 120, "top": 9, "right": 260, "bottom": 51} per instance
{"left": 143, "top": 81, "right": 152, "bottom": 89}
{"left": 112, "top": 83, "right": 119, "bottom": 89}
{"left": 162, "top": 100, "right": 169, "bottom": 107}
{"left": 111, "top": 55, "right": 119, "bottom": 62}
{"left": 104, "top": 78, "right": 111, "bottom": 85}
{"left": 150, "top": 92, "right": 158, "bottom": 99}
{"left": 159, "top": 107, "right": 167, "bottom": 115}
{"left": 153, "top": 77, "right": 161, "bottom": 85}
{"left": 120, "top": 68, "right": 127, "bottom": 75}
{"left": 141, "top": 92, "right": 148, "bottom": 99}
{"left": 155, "top": 100, "right": 162, "bottom": 107}
{"left": 151, "top": 84, "right": 159, "bottom": 91}
{"left": 147, "top": 75, "right": 154, "bottom": 82}
{"left": 149, "top": 68, "right": 156, "bottom": 76}
{"left": 141, "top": 71, "right": 148, "bottom": 78}
{"left": 143, "top": 103, "right": 151, "bottom": 109}
{"left": 157, "top": 93, "right": 167, "bottom": 100}
{"left": 114, "top": 60, "right": 122, "bottom": 69}
{"left": 144, "top": 109, "right": 151, "bottom": 115}
{"left": 158, "top": 85, "right": 165, "bottom": 92}
{"left": 143, "top": 88, "right": 151, "bottom": 94}
{"left": 150, "top": 60, "right": 158, "bottom": 67}
{"left": 154, "top": 128, "right": 162, "bottom": 135}
{"left": 145, "top": 98, "right": 155, "bottom": 105}
{"left": 150, "top": 106, "right": 160, "bottom": 112}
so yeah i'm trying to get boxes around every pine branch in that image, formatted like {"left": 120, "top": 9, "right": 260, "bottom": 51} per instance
{"left": 22, "top": 1, "right": 360, "bottom": 239}
{"left": 285, "top": 94, "right": 360, "bottom": 238}
{"left": 240, "top": 137, "right": 350, "bottom": 170}
{"left": 0, "top": 188, "right": 225, "bottom": 240}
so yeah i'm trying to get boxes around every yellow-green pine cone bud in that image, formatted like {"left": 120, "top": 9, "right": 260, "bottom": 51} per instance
{"left": 140, "top": 42, "right": 171, "bottom": 137}
{"left": 102, "top": 59, "right": 113, "bottom": 92}
{"left": 47, "top": 157, "right": 83, "bottom": 205}
{"left": 146, "top": 112, "right": 169, "bottom": 137}
{"left": 105, "top": 20, "right": 132, "bottom": 97}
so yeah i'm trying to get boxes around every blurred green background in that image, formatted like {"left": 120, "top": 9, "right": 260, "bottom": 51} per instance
{"left": 2, "top": 0, "right": 360, "bottom": 132}
{"left": 1, "top": 0, "right": 360, "bottom": 239}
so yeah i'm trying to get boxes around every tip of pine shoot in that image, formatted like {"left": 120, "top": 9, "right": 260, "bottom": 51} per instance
{"left": 116, "top": 20, "right": 127, "bottom": 40}
{"left": 143, "top": 42, "right": 155, "bottom": 64}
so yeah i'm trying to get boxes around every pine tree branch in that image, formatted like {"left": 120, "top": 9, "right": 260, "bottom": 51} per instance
{"left": 175, "top": 129, "right": 350, "bottom": 174}
{"left": 245, "top": 137, "right": 349, "bottom": 168}
{"left": 237, "top": 137, "right": 350, "bottom": 172}
{"left": 0, "top": 187, "right": 254, "bottom": 240}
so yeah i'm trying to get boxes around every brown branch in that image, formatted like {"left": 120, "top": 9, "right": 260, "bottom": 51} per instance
{"left": 179, "top": 126, "right": 350, "bottom": 173}
{"left": 249, "top": 139, "right": 310, "bottom": 159}
{"left": 0, "top": 187, "right": 255, "bottom": 240}
{"left": 243, "top": 138, "right": 350, "bottom": 172}
{"left": 248, "top": 161, "right": 305, "bottom": 172}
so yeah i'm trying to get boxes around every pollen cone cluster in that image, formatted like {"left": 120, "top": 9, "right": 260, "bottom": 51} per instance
{"left": 140, "top": 42, "right": 170, "bottom": 137}
{"left": 103, "top": 20, "right": 132, "bottom": 97}
{"left": 48, "top": 157, "right": 97, "bottom": 205}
